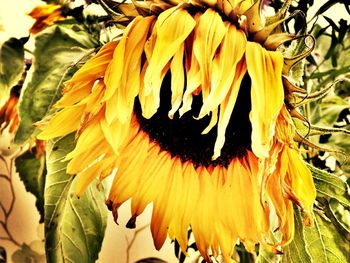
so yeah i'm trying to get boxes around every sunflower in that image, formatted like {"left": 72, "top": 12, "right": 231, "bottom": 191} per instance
{"left": 28, "top": 3, "right": 64, "bottom": 34}
{"left": 37, "top": 0, "right": 317, "bottom": 261}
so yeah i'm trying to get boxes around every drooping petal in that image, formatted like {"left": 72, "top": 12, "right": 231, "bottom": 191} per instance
{"left": 104, "top": 16, "right": 154, "bottom": 124}
{"left": 246, "top": 41, "right": 284, "bottom": 158}
{"left": 142, "top": 7, "right": 196, "bottom": 118}
{"left": 213, "top": 59, "right": 247, "bottom": 160}
{"left": 192, "top": 8, "right": 226, "bottom": 103}
{"left": 285, "top": 147, "right": 316, "bottom": 223}
{"left": 198, "top": 24, "right": 246, "bottom": 119}
{"left": 168, "top": 43, "right": 185, "bottom": 119}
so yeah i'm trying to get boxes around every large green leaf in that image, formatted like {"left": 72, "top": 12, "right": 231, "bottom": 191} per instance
{"left": 303, "top": 209, "right": 349, "bottom": 263}
{"left": 283, "top": 209, "right": 312, "bottom": 263}
{"left": 45, "top": 134, "right": 108, "bottom": 263}
{"left": 0, "top": 37, "right": 25, "bottom": 107}
{"left": 307, "top": 164, "right": 350, "bottom": 207}
{"left": 283, "top": 207, "right": 349, "bottom": 263}
{"left": 15, "top": 24, "right": 97, "bottom": 144}
{"left": 15, "top": 149, "right": 46, "bottom": 223}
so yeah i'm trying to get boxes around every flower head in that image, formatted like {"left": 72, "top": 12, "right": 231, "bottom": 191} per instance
{"left": 37, "top": 0, "right": 316, "bottom": 261}
{"left": 28, "top": 3, "right": 64, "bottom": 34}
{"left": 0, "top": 90, "right": 19, "bottom": 133}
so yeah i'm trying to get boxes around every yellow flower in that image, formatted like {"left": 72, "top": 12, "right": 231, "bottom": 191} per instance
{"left": 28, "top": 3, "right": 64, "bottom": 34}
{"left": 37, "top": 0, "right": 317, "bottom": 261}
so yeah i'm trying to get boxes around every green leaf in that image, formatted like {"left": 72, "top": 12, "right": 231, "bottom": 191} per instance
{"left": 15, "top": 24, "right": 97, "bottom": 144}
{"left": 318, "top": 96, "right": 349, "bottom": 127}
{"left": 284, "top": 206, "right": 349, "bottom": 263}
{"left": 12, "top": 243, "right": 45, "bottom": 263}
{"left": 45, "top": 134, "right": 108, "bottom": 263}
{"left": 0, "top": 37, "right": 25, "bottom": 107}
{"left": 283, "top": 209, "right": 312, "bottom": 263}
{"left": 15, "top": 149, "right": 46, "bottom": 223}
{"left": 307, "top": 164, "right": 350, "bottom": 208}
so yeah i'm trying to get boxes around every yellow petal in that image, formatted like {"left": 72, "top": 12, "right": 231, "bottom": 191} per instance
{"left": 104, "top": 17, "right": 142, "bottom": 124}
{"left": 168, "top": 43, "right": 185, "bottom": 119}
{"left": 105, "top": 16, "right": 155, "bottom": 124}
{"left": 213, "top": 59, "right": 247, "bottom": 160}
{"left": 107, "top": 131, "right": 149, "bottom": 206}
{"left": 36, "top": 105, "right": 84, "bottom": 140}
{"left": 246, "top": 41, "right": 284, "bottom": 158}
{"left": 178, "top": 13, "right": 202, "bottom": 117}
{"left": 192, "top": 9, "right": 226, "bottom": 102}
{"left": 198, "top": 24, "right": 246, "bottom": 118}
{"left": 286, "top": 147, "right": 316, "bottom": 215}
{"left": 68, "top": 41, "right": 118, "bottom": 84}
{"left": 65, "top": 116, "right": 103, "bottom": 161}
{"left": 55, "top": 80, "right": 94, "bottom": 108}
{"left": 143, "top": 7, "right": 196, "bottom": 117}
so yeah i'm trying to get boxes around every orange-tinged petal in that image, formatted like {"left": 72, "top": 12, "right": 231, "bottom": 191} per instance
{"left": 108, "top": 131, "right": 149, "bottom": 206}
{"left": 151, "top": 157, "right": 183, "bottom": 249}
{"left": 130, "top": 146, "right": 168, "bottom": 217}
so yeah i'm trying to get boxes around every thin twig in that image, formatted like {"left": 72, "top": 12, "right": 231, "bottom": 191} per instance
{"left": 0, "top": 202, "right": 8, "bottom": 217}
{"left": 0, "top": 153, "right": 22, "bottom": 247}
{"left": 125, "top": 223, "right": 150, "bottom": 263}
{"left": 0, "top": 222, "right": 21, "bottom": 247}
{"left": 0, "top": 174, "right": 10, "bottom": 181}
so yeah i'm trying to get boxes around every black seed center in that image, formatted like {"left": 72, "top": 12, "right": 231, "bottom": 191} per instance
{"left": 134, "top": 73, "right": 252, "bottom": 167}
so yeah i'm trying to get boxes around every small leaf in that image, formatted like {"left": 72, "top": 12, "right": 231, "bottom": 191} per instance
{"left": 12, "top": 243, "right": 45, "bottom": 263}
{"left": 15, "top": 24, "right": 97, "bottom": 144}
{"left": 283, "top": 208, "right": 312, "bottom": 263}
{"left": 15, "top": 148, "right": 46, "bottom": 223}
{"left": 307, "top": 164, "right": 350, "bottom": 207}
{"left": 45, "top": 134, "right": 108, "bottom": 263}
{"left": 312, "top": 0, "right": 339, "bottom": 19}
{"left": 0, "top": 37, "right": 25, "bottom": 107}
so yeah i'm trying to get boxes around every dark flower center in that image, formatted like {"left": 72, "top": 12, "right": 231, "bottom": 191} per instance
{"left": 134, "top": 73, "right": 252, "bottom": 167}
